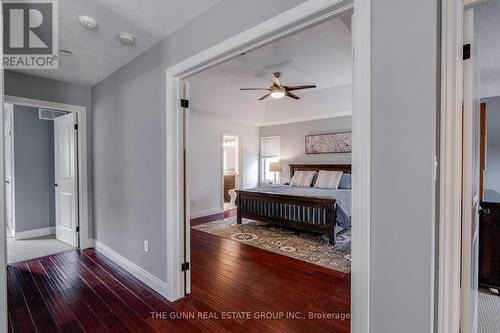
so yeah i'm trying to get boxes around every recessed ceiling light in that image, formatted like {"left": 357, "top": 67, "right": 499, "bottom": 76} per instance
{"left": 117, "top": 32, "right": 135, "bottom": 45}
{"left": 78, "top": 15, "right": 98, "bottom": 29}
{"left": 59, "top": 49, "right": 73, "bottom": 56}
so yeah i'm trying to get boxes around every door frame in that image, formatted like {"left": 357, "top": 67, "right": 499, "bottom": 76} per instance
{"left": 3, "top": 103, "right": 15, "bottom": 237}
{"left": 165, "top": 1, "right": 372, "bottom": 333}
{"left": 438, "top": 0, "right": 485, "bottom": 332}
{"left": 3, "top": 95, "right": 91, "bottom": 249}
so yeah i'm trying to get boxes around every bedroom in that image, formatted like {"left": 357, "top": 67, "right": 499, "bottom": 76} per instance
{"left": 186, "top": 11, "right": 353, "bottom": 330}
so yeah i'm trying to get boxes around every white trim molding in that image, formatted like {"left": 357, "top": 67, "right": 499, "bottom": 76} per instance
{"left": 94, "top": 241, "right": 168, "bottom": 298}
{"left": 438, "top": 0, "right": 464, "bottom": 330}
{"left": 437, "top": 0, "right": 485, "bottom": 332}
{"left": 4, "top": 95, "right": 92, "bottom": 249}
{"left": 351, "top": 0, "right": 371, "bottom": 332}
{"left": 190, "top": 208, "right": 224, "bottom": 219}
{"left": 14, "top": 227, "right": 56, "bottom": 240}
{"left": 165, "top": 1, "right": 371, "bottom": 333}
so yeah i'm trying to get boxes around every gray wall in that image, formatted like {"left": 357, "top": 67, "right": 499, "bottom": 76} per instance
{"left": 371, "top": 0, "right": 437, "bottom": 332}
{"left": 92, "top": 0, "right": 307, "bottom": 282}
{"left": 482, "top": 96, "right": 500, "bottom": 192}
{"left": 5, "top": 70, "right": 93, "bottom": 238}
{"left": 13, "top": 105, "right": 55, "bottom": 233}
{"left": 92, "top": 0, "right": 439, "bottom": 331}
{"left": 259, "top": 116, "right": 352, "bottom": 182}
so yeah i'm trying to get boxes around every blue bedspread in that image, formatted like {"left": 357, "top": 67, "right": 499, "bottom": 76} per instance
{"left": 243, "top": 185, "right": 352, "bottom": 228}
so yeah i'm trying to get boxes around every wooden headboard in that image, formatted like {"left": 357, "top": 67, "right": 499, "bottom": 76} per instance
{"left": 289, "top": 164, "right": 351, "bottom": 178}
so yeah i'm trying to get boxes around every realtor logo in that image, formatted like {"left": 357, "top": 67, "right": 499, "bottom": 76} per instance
{"left": 3, "top": 0, "right": 58, "bottom": 69}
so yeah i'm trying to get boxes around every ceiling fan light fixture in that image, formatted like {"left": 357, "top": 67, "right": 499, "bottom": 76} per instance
{"left": 270, "top": 91, "right": 285, "bottom": 99}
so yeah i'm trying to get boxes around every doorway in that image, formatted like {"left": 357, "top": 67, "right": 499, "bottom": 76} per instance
{"left": 2, "top": 96, "right": 91, "bottom": 265}
{"left": 222, "top": 134, "right": 240, "bottom": 211}
{"left": 3, "top": 103, "right": 79, "bottom": 263}
{"left": 439, "top": 0, "right": 500, "bottom": 332}
{"left": 165, "top": 2, "right": 372, "bottom": 332}
{"left": 171, "top": 1, "right": 366, "bottom": 329}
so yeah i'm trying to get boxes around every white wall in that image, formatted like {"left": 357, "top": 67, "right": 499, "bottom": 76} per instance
{"left": 260, "top": 116, "right": 351, "bottom": 182}
{"left": 189, "top": 110, "right": 259, "bottom": 216}
{"left": 371, "top": 0, "right": 437, "bottom": 331}
{"left": 482, "top": 96, "right": 500, "bottom": 192}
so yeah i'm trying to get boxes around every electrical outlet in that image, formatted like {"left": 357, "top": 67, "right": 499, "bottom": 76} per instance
{"left": 144, "top": 240, "right": 149, "bottom": 253}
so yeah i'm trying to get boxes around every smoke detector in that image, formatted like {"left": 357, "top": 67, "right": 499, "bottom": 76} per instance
{"left": 117, "top": 32, "right": 135, "bottom": 45}
{"left": 78, "top": 15, "right": 98, "bottom": 30}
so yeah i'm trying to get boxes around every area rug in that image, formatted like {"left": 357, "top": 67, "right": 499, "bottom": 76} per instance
{"left": 192, "top": 216, "right": 351, "bottom": 273}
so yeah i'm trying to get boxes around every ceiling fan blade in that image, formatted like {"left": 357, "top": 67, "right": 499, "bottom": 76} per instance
{"left": 286, "top": 91, "right": 300, "bottom": 100}
{"left": 284, "top": 85, "right": 317, "bottom": 91}
{"left": 240, "top": 88, "right": 270, "bottom": 91}
{"left": 259, "top": 94, "right": 271, "bottom": 100}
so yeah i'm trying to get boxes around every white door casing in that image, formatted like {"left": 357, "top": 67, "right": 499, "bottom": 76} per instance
{"left": 4, "top": 104, "right": 14, "bottom": 236}
{"left": 182, "top": 80, "right": 191, "bottom": 295}
{"left": 54, "top": 112, "right": 79, "bottom": 247}
{"left": 461, "top": 7, "right": 479, "bottom": 333}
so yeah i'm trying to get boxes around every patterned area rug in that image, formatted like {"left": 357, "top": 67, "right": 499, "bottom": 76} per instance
{"left": 192, "top": 216, "right": 351, "bottom": 273}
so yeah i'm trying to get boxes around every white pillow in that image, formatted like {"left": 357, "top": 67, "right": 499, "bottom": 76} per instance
{"left": 289, "top": 171, "right": 316, "bottom": 187}
{"left": 313, "top": 170, "right": 344, "bottom": 189}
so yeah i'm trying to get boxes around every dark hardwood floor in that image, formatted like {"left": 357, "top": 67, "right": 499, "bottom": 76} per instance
{"left": 8, "top": 211, "right": 350, "bottom": 332}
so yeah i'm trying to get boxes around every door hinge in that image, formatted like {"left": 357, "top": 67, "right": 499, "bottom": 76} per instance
{"left": 180, "top": 99, "right": 189, "bottom": 108}
{"left": 76, "top": 226, "right": 80, "bottom": 232}
{"left": 181, "top": 262, "right": 190, "bottom": 272}
{"left": 463, "top": 44, "right": 471, "bottom": 60}
{"left": 74, "top": 124, "right": 78, "bottom": 130}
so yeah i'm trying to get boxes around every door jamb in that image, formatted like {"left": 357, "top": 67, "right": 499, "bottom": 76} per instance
{"left": 3, "top": 104, "right": 15, "bottom": 237}
{"left": 165, "top": 1, "right": 371, "bottom": 333}
{"left": 438, "top": 0, "right": 485, "bottom": 332}
{"left": 4, "top": 95, "right": 91, "bottom": 249}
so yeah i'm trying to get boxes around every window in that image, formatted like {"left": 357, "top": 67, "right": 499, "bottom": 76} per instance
{"left": 260, "top": 136, "right": 280, "bottom": 183}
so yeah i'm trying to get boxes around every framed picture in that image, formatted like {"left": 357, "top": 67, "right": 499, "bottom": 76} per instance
{"left": 305, "top": 131, "right": 352, "bottom": 154}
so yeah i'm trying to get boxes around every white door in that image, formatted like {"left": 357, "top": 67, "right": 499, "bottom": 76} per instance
{"left": 4, "top": 104, "right": 14, "bottom": 237}
{"left": 182, "top": 80, "right": 191, "bottom": 295}
{"left": 54, "top": 112, "right": 78, "bottom": 247}
{"left": 461, "top": 8, "right": 480, "bottom": 333}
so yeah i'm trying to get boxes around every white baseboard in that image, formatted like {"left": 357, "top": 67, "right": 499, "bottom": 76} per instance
{"left": 190, "top": 207, "right": 223, "bottom": 219}
{"left": 14, "top": 226, "right": 56, "bottom": 240}
{"left": 93, "top": 241, "right": 168, "bottom": 299}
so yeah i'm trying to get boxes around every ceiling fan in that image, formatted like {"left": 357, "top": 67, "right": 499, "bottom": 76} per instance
{"left": 240, "top": 72, "right": 316, "bottom": 100}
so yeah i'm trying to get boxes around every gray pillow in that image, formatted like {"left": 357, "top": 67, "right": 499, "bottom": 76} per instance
{"left": 338, "top": 173, "right": 352, "bottom": 189}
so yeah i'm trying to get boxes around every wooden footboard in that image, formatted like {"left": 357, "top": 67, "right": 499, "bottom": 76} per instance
{"left": 235, "top": 189, "right": 337, "bottom": 246}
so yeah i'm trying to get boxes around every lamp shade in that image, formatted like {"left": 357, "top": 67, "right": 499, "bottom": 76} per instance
{"left": 269, "top": 162, "right": 282, "bottom": 172}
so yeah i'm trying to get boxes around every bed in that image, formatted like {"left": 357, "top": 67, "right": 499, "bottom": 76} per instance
{"left": 235, "top": 164, "right": 351, "bottom": 246}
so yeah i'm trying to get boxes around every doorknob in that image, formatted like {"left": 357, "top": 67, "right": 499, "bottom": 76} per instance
{"left": 5, "top": 180, "right": 10, "bottom": 184}
{"left": 54, "top": 184, "right": 58, "bottom": 187}
{"left": 479, "top": 207, "right": 491, "bottom": 215}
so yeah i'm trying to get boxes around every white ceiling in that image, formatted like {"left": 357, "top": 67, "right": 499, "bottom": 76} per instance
{"left": 15, "top": 0, "right": 222, "bottom": 86}
{"left": 188, "top": 15, "right": 353, "bottom": 125}
{"left": 476, "top": 0, "right": 500, "bottom": 97}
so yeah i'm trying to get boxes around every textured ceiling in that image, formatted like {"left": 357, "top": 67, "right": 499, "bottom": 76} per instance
{"left": 188, "top": 15, "right": 353, "bottom": 124}
{"left": 476, "top": 0, "right": 500, "bottom": 97}
{"left": 14, "top": 0, "right": 221, "bottom": 86}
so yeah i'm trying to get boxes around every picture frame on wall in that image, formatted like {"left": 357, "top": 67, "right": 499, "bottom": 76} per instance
{"left": 305, "top": 131, "right": 352, "bottom": 154}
